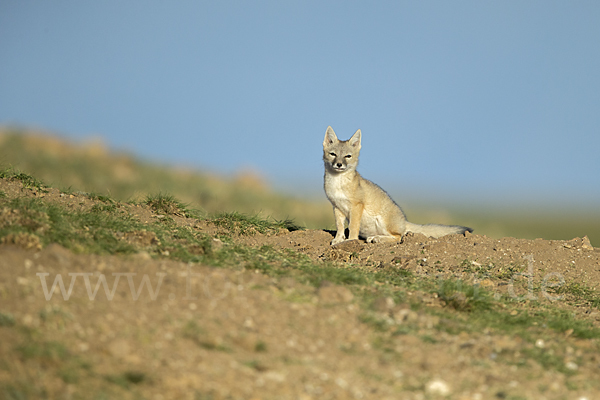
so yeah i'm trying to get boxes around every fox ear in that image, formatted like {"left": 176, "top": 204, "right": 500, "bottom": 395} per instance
{"left": 349, "top": 129, "right": 361, "bottom": 149}
{"left": 323, "top": 126, "right": 338, "bottom": 147}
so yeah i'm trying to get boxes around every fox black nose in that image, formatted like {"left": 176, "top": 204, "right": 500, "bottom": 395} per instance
{"left": 336, "top": 163, "right": 342, "bottom": 168}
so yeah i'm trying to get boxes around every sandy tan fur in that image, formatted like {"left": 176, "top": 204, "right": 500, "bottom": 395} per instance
{"left": 323, "top": 126, "right": 472, "bottom": 245}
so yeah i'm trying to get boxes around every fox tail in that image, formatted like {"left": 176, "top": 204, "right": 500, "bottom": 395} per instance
{"left": 405, "top": 222, "right": 472, "bottom": 239}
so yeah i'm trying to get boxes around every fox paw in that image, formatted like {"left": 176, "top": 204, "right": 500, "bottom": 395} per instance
{"left": 367, "top": 235, "right": 398, "bottom": 244}
{"left": 331, "top": 237, "right": 346, "bottom": 245}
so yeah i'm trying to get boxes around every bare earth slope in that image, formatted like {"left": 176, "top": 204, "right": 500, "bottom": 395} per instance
{"left": 1, "top": 176, "right": 600, "bottom": 400}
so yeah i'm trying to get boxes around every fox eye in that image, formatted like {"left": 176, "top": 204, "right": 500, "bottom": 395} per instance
{"left": 345, "top": 155, "right": 352, "bottom": 159}
{"left": 329, "top": 152, "right": 336, "bottom": 157}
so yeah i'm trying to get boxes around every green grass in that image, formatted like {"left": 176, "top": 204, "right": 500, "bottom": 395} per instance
{"left": 436, "top": 278, "right": 495, "bottom": 312}
{"left": 553, "top": 282, "right": 600, "bottom": 308}
{"left": 181, "top": 320, "right": 231, "bottom": 352}
{"left": 0, "top": 312, "right": 15, "bottom": 327}
{"left": 104, "top": 371, "right": 146, "bottom": 388}
{"left": 254, "top": 340, "right": 268, "bottom": 352}
{"left": 87, "top": 192, "right": 115, "bottom": 203}
{"left": 0, "top": 191, "right": 219, "bottom": 260}
{"left": 0, "top": 196, "right": 137, "bottom": 254}
{"left": 212, "top": 211, "right": 302, "bottom": 235}
{"left": 12, "top": 332, "right": 96, "bottom": 388}
{"left": 181, "top": 320, "right": 205, "bottom": 339}
{"left": 144, "top": 192, "right": 203, "bottom": 218}
{"left": 17, "top": 340, "right": 69, "bottom": 362}
{"left": 1, "top": 381, "right": 46, "bottom": 400}
{"left": 0, "top": 167, "right": 48, "bottom": 192}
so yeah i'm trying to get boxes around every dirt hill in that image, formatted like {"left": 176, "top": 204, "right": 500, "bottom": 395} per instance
{"left": 1, "top": 171, "right": 600, "bottom": 399}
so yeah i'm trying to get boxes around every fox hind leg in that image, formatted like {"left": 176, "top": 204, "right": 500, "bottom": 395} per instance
{"left": 367, "top": 213, "right": 405, "bottom": 243}
{"left": 366, "top": 234, "right": 402, "bottom": 243}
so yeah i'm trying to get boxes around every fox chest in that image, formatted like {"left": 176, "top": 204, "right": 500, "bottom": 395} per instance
{"left": 324, "top": 175, "right": 354, "bottom": 215}
{"left": 324, "top": 174, "right": 389, "bottom": 236}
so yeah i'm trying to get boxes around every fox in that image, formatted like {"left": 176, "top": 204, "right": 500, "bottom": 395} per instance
{"left": 323, "top": 126, "right": 472, "bottom": 245}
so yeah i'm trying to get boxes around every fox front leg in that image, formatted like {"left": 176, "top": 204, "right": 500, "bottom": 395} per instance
{"left": 331, "top": 207, "right": 347, "bottom": 245}
{"left": 347, "top": 203, "right": 364, "bottom": 241}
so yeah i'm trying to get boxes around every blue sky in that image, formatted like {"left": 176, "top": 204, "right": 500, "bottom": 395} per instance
{"left": 1, "top": 1, "right": 599, "bottom": 207}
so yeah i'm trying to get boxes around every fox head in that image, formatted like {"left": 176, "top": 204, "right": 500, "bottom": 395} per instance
{"left": 322, "top": 126, "right": 361, "bottom": 173}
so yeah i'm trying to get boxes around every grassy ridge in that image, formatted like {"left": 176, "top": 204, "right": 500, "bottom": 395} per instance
{"left": 1, "top": 168, "right": 599, "bottom": 395}
{"left": 0, "top": 128, "right": 332, "bottom": 229}
{"left": 1, "top": 127, "right": 599, "bottom": 245}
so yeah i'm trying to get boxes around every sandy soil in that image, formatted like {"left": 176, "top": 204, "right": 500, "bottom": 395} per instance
{"left": 1, "top": 177, "right": 600, "bottom": 400}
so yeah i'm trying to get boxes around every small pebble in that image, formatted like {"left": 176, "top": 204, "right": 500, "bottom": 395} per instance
{"left": 426, "top": 379, "right": 450, "bottom": 396}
